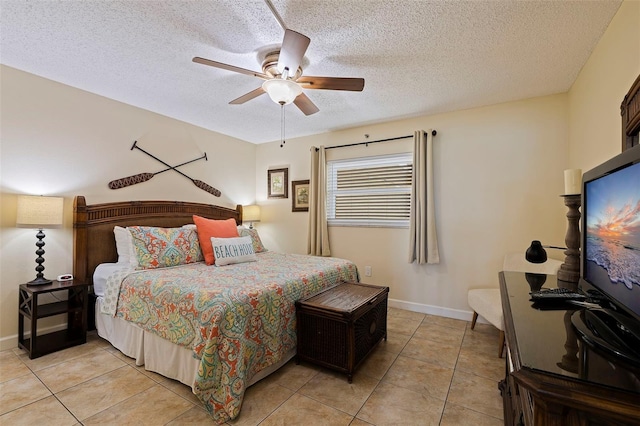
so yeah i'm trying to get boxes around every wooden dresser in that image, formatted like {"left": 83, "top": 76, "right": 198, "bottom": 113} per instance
{"left": 621, "top": 73, "right": 640, "bottom": 151}
{"left": 499, "top": 271, "right": 640, "bottom": 425}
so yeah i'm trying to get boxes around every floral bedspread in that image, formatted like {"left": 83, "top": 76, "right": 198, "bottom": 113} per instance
{"left": 104, "top": 252, "right": 359, "bottom": 423}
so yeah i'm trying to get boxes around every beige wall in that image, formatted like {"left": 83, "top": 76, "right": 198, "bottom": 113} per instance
{"left": 256, "top": 94, "right": 569, "bottom": 317}
{"left": 568, "top": 0, "right": 640, "bottom": 169}
{"left": 254, "top": 0, "right": 640, "bottom": 319}
{"left": 1, "top": 0, "right": 637, "bottom": 348}
{"left": 0, "top": 66, "right": 257, "bottom": 349}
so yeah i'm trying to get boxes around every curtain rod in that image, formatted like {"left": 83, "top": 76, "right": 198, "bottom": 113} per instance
{"left": 317, "top": 130, "right": 437, "bottom": 152}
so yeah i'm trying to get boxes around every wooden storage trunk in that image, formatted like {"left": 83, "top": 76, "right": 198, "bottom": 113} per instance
{"left": 295, "top": 282, "right": 389, "bottom": 382}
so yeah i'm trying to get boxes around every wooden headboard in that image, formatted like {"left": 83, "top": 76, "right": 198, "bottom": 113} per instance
{"left": 621, "top": 73, "right": 640, "bottom": 151}
{"left": 73, "top": 196, "right": 242, "bottom": 285}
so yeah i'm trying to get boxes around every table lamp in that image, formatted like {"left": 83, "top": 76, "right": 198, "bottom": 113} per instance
{"left": 243, "top": 205, "right": 261, "bottom": 229}
{"left": 16, "top": 195, "right": 64, "bottom": 285}
{"left": 525, "top": 240, "right": 567, "bottom": 262}
{"left": 525, "top": 240, "right": 548, "bottom": 263}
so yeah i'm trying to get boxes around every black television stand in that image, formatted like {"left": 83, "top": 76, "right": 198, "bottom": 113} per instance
{"left": 571, "top": 306, "right": 640, "bottom": 366}
{"left": 499, "top": 271, "right": 640, "bottom": 425}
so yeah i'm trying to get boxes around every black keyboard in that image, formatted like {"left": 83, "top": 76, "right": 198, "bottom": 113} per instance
{"left": 530, "top": 287, "right": 588, "bottom": 301}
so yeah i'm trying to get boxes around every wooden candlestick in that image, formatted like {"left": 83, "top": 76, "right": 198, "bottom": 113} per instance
{"left": 557, "top": 310, "right": 579, "bottom": 374}
{"left": 557, "top": 194, "right": 581, "bottom": 284}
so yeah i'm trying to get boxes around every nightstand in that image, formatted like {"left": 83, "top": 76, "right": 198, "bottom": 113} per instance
{"left": 18, "top": 280, "right": 90, "bottom": 359}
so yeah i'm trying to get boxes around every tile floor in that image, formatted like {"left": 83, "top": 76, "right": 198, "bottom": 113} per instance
{"left": 0, "top": 308, "right": 504, "bottom": 425}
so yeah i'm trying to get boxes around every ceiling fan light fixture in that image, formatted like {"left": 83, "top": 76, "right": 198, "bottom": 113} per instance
{"left": 262, "top": 79, "right": 302, "bottom": 105}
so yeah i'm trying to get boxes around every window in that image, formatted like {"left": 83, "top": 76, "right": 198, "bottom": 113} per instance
{"left": 327, "top": 153, "right": 413, "bottom": 227}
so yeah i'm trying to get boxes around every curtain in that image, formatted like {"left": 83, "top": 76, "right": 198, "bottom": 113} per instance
{"left": 308, "top": 146, "right": 331, "bottom": 256}
{"left": 409, "top": 130, "right": 440, "bottom": 264}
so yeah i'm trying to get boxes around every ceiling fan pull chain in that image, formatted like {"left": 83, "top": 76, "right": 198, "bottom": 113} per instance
{"left": 280, "top": 104, "right": 286, "bottom": 148}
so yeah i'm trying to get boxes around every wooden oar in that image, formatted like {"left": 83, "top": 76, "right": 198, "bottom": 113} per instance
{"left": 131, "top": 141, "right": 222, "bottom": 197}
{"left": 108, "top": 153, "right": 207, "bottom": 190}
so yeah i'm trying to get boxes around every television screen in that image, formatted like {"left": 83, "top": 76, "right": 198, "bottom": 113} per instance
{"left": 583, "top": 159, "right": 640, "bottom": 318}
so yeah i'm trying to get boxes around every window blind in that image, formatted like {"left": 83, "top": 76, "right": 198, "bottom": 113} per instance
{"left": 327, "top": 153, "right": 412, "bottom": 227}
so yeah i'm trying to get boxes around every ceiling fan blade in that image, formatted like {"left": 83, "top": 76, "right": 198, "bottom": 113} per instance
{"left": 297, "top": 76, "right": 365, "bottom": 91}
{"left": 264, "top": 0, "right": 286, "bottom": 31}
{"left": 229, "top": 87, "right": 266, "bottom": 105}
{"left": 293, "top": 92, "right": 319, "bottom": 116}
{"left": 277, "top": 29, "right": 310, "bottom": 76}
{"left": 193, "top": 57, "right": 269, "bottom": 80}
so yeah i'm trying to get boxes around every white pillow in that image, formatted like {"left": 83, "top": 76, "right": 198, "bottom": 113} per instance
{"left": 114, "top": 226, "right": 138, "bottom": 268}
{"left": 210, "top": 236, "right": 256, "bottom": 266}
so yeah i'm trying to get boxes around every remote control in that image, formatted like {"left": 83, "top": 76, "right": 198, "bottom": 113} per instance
{"left": 530, "top": 288, "right": 588, "bottom": 301}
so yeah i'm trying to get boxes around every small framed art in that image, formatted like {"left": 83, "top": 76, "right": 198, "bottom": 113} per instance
{"left": 292, "top": 180, "right": 310, "bottom": 212}
{"left": 268, "top": 168, "right": 288, "bottom": 199}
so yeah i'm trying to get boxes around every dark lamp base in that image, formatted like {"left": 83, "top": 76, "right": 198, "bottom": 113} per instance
{"left": 26, "top": 277, "right": 53, "bottom": 286}
{"left": 28, "top": 228, "right": 52, "bottom": 286}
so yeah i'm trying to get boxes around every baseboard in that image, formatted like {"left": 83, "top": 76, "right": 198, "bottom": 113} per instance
{"left": 0, "top": 323, "right": 67, "bottom": 352}
{"left": 388, "top": 298, "right": 489, "bottom": 324}
{"left": 1, "top": 301, "right": 485, "bottom": 351}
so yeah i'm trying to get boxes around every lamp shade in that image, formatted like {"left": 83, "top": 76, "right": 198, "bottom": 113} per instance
{"left": 243, "top": 205, "right": 261, "bottom": 223}
{"left": 262, "top": 79, "right": 302, "bottom": 105}
{"left": 16, "top": 195, "right": 64, "bottom": 228}
{"left": 525, "top": 240, "right": 548, "bottom": 264}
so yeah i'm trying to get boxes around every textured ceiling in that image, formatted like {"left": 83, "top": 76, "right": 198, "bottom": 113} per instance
{"left": 0, "top": 0, "right": 622, "bottom": 144}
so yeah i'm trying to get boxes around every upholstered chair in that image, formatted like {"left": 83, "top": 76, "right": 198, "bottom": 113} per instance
{"left": 468, "top": 253, "right": 563, "bottom": 357}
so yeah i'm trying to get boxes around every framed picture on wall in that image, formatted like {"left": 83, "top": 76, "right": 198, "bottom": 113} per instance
{"left": 292, "top": 180, "right": 310, "bottom": 212}
{"left": 268, "top": 168, "right": 288, "bottom": 199}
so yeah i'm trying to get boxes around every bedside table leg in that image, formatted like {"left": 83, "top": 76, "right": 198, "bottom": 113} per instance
{"left": 18, "top": 307, "right": 24, "bottom": 347}
{"left": 30, "top": 293, "right": 38, "bottom": 358}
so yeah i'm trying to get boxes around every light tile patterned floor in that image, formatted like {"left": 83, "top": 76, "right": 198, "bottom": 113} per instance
{"left": 0, "top": 308, "right": 504, "bottom": 425}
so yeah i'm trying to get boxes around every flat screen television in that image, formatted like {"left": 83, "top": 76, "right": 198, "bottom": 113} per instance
{"left": 575, "top": 143, "right": 640, "bottom": 364}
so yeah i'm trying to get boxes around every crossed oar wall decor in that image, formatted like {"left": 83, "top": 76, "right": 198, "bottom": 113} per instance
{"left": 108, "top": 141, "right": 221, "bottom": 197}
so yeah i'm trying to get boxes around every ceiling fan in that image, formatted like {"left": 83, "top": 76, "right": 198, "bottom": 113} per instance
{"left": 192, "top": 0, "right": 365, "bottom": 116}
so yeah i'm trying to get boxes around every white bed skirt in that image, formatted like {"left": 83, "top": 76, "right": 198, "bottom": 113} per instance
{"left": 95, "top": 297, "right": 295, "bottom": 390}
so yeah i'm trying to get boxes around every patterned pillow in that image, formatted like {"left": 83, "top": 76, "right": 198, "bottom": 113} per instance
{"left": 211, "top": 236, "right": 257, "bottom": 266}
{"left": 238, "top": 227, "right": 267, "bottom": 253}
{"left": 128, "top": 226, "right": 203, "bottom": 269}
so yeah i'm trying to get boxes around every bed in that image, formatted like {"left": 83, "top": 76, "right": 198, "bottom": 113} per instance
{"left": 72, "top": 196, "right": 359, "bottom": 423}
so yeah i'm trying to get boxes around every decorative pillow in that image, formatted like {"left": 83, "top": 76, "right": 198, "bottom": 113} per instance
{"left": 128, "top": 226, "right": 203, "bottom": 269}
{"left": 193, "top": 216, "right": 239, "bottom": 265}
{"left": 237, "top": 226, "right": 267, "bottom": 253}
{"left": 211, "top": 236, "right": 256, "bottom": 266}
{"left": 114, "top": 226, "right": 138, "bottom": 268}
{"left": 186, "top": 227, "right": 204, "bottom": 262}
{"left": 181, "top": 224, "right": 203, "bottom": 261}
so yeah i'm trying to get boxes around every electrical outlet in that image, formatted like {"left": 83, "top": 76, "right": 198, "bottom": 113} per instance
{"left": 365, "top": 266, "right": 372, "bottom": 277}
